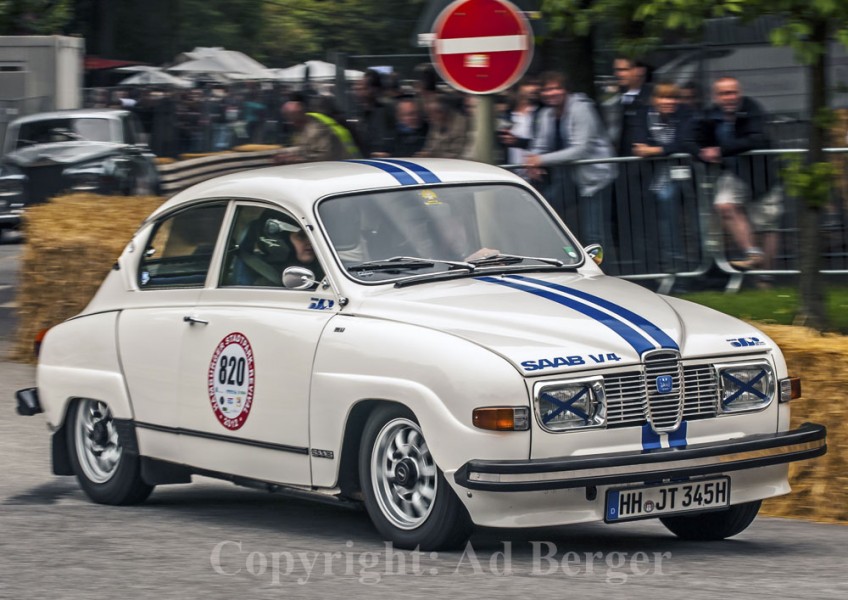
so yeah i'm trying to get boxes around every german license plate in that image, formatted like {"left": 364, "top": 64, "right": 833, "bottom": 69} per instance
{"left": 605, "top": 477, "right": 730, "bottom": 522}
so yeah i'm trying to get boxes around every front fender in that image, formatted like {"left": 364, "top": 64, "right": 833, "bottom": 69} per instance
{"left": 309, "top": 315, "right": 531, "bottom": 488}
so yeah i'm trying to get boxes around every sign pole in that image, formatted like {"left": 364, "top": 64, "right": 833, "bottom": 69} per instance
{"left": 472, "top": 94, "right": 494, "bottom": 164}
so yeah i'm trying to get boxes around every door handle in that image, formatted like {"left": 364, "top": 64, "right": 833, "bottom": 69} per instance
{"left": 183, "top": 315, "right": 209, "bottom": 326}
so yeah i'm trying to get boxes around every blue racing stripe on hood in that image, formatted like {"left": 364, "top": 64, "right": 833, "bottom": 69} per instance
{"left": 376, "top": 159, "right": 442, "bottom": 183}
{"left": 346, "top": 159, "right": 417, "bottom": 185}
{"left": 507, "top": 275, "right": 679, "bottom": 350}
{"left": 478, "top": 276, "right": 657, "bottom": 355}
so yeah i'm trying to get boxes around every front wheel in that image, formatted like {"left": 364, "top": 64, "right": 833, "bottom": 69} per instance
{"left": 359, "top": 405, "right": 472, "bottom": 550}
{"left": 67, "top": 399, "right": 153, "bottom": 505}
{"left": 660, "top": 500, "right": 761, "bottom": 540}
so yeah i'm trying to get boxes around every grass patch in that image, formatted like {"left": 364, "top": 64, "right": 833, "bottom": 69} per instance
{"left": 677, "top": 287, "right": 848, "bottom": 331}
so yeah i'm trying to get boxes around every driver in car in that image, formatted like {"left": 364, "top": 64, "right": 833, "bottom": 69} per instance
{"left": 233, "top": 214, "right": 325, "bottom": 287}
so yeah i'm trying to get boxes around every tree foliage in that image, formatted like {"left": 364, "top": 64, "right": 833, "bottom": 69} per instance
{"left": 4, "top": 1, "right": 426, "bottom": 65}
{"left": 0, "top": 0, "right": 72, "bottom": 35}
{"left": 260, "top": 0, "right": 427, "bottom": 66}
{"left": 56, "top": 0, "right": 426, "bottom": 66}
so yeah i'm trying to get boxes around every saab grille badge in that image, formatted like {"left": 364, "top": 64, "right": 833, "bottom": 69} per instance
{"left": 656, "top": 375, "right": 674, "bottom": 394}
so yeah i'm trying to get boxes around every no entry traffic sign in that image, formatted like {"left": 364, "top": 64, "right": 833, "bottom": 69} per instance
{"left": 431, "top": 0, "right": 533, "bottom": 95}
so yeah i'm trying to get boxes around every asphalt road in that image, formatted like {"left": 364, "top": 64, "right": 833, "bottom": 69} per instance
{"left": 1, "top": 237, "right": 847, "bottom": 599}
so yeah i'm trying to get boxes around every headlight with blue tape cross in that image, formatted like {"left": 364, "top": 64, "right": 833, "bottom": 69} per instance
{"left": 718, "top": 361, "right": 775, "bottom": 414}
{"left": 534, "top": 376, "right": 606, "bottom": 432}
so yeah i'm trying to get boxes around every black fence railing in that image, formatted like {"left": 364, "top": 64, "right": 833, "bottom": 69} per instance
{"left": 504, "top": 148, "right": 848, "bottom": 292}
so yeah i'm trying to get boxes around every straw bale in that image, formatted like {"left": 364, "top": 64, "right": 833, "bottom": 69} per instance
{"left": 757, "top": 324, "right": 847, "bottom": 523}
{"left": 178, "top": 152, "right": 228, "bottom": 160}
{"left": 231, "top": 144, "right": 282, "bottom": 152}
{"left": 10, "top": 194, "right": 164, "bottom": 362}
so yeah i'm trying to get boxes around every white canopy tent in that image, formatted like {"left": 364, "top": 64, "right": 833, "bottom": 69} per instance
{"left": 119, "top": 68, "right": 193, "bottom": 88}
{"left": 272, "top": 60, "right": 364, "bottom": 83}
{"left": 167, "top": 47, "right": 278, "bottom": 80}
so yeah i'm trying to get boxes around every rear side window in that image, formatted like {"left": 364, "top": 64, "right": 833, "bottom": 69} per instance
{"left": 138, "top": 203, "right": 226, "bottom": 288}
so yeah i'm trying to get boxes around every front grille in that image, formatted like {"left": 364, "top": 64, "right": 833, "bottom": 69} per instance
{"left": 682, "top": 365, "right": 719, "bottom": 418}
{"left": 605, "top": 362, "right": 719, "bottom": 429}
{"left": 644, "top": 350, "right": 684, "bottom": 431}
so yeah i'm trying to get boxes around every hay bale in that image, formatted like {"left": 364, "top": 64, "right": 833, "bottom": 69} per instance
{"left": 178, "top": 151, "right": 228, "bottom": 161}
{"left": 11, "top": 194, "right": 164, "bottom": 362}
{"left": 757, "top": 324, "right": 847, "bottom": 523}
{"left": 231, "top": 144, "right": 282, "bottom": 152}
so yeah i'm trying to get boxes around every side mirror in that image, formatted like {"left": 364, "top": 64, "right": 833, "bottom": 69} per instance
{"left": 283, "top": 266, "right": 317, "bottom": 290}
{"left": 585, "top": 244, "right": 604, "bottom": 266}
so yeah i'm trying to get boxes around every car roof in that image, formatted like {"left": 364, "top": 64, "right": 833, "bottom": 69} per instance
{"left": 150, "top": 159, "right": 528, "bottom": 220}
{"left": 9, "top": 108, "right": 130, "bottom": 126}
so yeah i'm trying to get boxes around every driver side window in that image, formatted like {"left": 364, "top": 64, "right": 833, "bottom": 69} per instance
{"left": 219, "top": 205, "right": 324, "bottom": 288}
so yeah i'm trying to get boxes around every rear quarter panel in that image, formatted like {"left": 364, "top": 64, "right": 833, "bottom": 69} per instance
{"left": 37, "top": 311, "right": 132, "bottom": 428}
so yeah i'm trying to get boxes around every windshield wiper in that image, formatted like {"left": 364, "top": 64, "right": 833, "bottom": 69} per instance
{"left": 348, "top": 256, "right": 474, "bottom": 273}
{"left": 469, "top": 253, "right": 567, "bottom": 268}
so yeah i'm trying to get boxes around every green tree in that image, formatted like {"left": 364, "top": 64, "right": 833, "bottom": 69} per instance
{"left": 543, "top": 0, "right": 848, "bottom": 330}
{"left": 0, "top": 0, "right": 72, "bottom": 34}
{"left": 67, "top": 0, "right": 425, "bottom": 67}
{"left": 260, "top": 0, "right": 426, "bottom": 66}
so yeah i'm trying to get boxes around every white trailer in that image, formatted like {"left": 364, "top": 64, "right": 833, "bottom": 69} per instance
{"left": 0, "top": 35, "right": 85, "bottom": 148}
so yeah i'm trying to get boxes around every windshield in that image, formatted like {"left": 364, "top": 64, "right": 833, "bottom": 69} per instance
{"left": 318, "top": 184, "right": 582, "bottom": 283}
{"left": 13, "top": 118, "right": 115, "bottom": 149}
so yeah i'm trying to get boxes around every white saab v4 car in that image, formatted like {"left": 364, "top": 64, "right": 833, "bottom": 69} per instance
{"left": 16, "top": 159, "right": 826, "bottom": 550}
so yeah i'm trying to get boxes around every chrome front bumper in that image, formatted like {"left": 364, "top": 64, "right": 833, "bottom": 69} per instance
{"left": 454, "top": 423, "right": 827, "bottom": 492}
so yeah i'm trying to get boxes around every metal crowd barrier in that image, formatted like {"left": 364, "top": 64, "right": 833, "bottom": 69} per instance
{"left": 504, "top": 147, "right": 848, "bottom": 293}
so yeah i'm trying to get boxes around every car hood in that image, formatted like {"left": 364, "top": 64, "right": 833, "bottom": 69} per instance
{"left": 5, "top": 142, "right": 121, "bottom": 168}
{"left": 353, "top": 273, "right": 773, "bottom": 375}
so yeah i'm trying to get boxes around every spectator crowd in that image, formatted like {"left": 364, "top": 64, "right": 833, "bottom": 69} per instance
{"left": 88, "top": 59, "right": 785, "bottom": 282}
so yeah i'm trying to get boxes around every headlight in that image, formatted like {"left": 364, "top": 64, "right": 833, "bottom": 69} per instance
{"left": 718, "top": 362, "right": 775, "bottom": 413}
{"left": 0, "top": 177, "right": 25, "bottom": 198}
{"left": 64, "top": 163, "right": 106, "bottom": 191}
{"left": 535, "top": 377, "right": 606, "bottom": 432}
{"left": 68, "top": 172, "right": 102, "bottom": 191}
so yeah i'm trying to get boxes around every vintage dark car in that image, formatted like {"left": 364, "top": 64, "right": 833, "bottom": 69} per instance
{"left": 0, "top": 109, "right": 159, "bottom": 234}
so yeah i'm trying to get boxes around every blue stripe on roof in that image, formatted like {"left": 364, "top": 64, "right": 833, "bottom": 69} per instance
{"left": 376, "top": 159, "right": 442, "bottom": 183}
{"left": 507, "top": 275, "right": 679, "bottom": 350}
{"left": 346, "top": 159, "right": 417, "bottom": 185}
{"left": 477, "top": 276, "right": 656, "bottom": 355}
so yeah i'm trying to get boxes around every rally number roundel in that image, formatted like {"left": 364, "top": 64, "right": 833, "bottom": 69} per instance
{"left": 208, "top": 332, "right": 256, "bottom": 431}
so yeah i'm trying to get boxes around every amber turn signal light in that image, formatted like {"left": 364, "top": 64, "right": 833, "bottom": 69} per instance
{"left": 472, "top": 407, "right": 530, "bottom": 431}
{"left": 779, "top": 377, "right": 802, "bottom": 403}
{"left": 34, "top": 328, "right": 49, "bottom": 358}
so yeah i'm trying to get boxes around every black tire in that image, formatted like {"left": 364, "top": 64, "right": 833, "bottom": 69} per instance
{"left": 67, "top": 399, "right": 153, "bottom": 505}
{"left": 359, "top": 404, "right": 473, "bottom": 551}
{"left": 660, "top": 500, "right": 761, "bottom": 540}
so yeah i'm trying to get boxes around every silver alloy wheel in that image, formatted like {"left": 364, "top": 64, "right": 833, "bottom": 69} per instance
{"left": 370, "top": 417, "right": 438, "bottom": 530}
{"left": 74, "top": 399, "right": 123, "bottom": 484}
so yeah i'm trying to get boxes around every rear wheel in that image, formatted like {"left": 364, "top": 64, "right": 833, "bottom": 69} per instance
{"left": 660, "top": 500, "right": 761, "bottom": 540}
{"left": 67, "top": 399, "right": 153, "bottom": 505}
{"left": 359, "top": 405, "right": 472, "bottom": 550}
